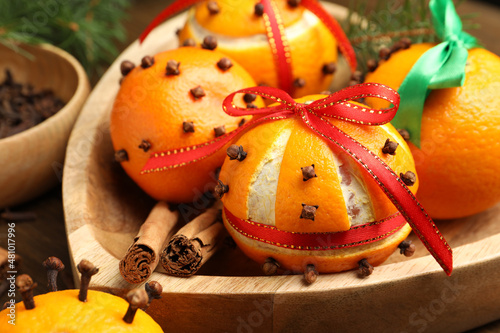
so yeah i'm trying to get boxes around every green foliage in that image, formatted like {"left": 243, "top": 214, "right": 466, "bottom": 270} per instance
{"left": 0, "top": 0, "right": 130, "bottom": 78}
{"left": 342, "top": 0, "right": 479, "bottom": 73}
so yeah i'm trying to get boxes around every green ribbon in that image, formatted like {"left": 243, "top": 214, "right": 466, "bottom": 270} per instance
{"left": 392, "top": 0, "right": 480, "bottom": 147}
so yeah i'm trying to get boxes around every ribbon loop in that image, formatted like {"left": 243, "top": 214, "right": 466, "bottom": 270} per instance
{"left": 392, "top": 0, "right": 480, "bottom": 147}
{"left": 142, "top": 83, "right": 453, "bottom": 276}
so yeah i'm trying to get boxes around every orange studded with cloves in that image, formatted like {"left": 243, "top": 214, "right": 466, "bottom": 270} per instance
{"left": 178, "top": 0, "right": 338, "bottom": 97}
{"left": 218, "top": 95, "right": 419, "bottom": 273}
{"left": 111, "top": 47, "right": 262, "bottom": 203}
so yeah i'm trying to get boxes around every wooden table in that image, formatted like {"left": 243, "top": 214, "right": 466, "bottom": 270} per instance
{"left": 1, "top": 0, "right": 499, "bottom": 331}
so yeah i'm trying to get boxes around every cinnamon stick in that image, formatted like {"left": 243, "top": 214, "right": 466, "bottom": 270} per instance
{"left": 160, "top": 202, "right": 225, "bottom": 277}
{"left": 119, "top": 202, "right": 179, "bottom": 284}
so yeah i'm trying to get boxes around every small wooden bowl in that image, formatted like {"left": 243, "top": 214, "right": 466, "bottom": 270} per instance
{"left": 63, "top": 4, "right": 500, "bottom": 332}
{"left": 0, "top": 43, "right": 90, "bottom": 207}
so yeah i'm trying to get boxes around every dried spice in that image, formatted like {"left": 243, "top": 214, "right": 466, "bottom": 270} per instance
{"left": 300, "top": 204, "right": 318, "bottom": 221}
{"left": 287, "top": 0, "right": 301, "bottom": 8}
{"left": 214, "top": 125, "right": 226, "bottom": 137}
{"left": 16, "top": 274, "right": 37, "bottom": 310}
{"left": 379, "top": 47, "right": 391, "bottom": 61}
{"left": 398, "top": 240, "right": 416, "bottom": 257}
{"left": 183, "top": 121, "right": 195, "bottom": 133}
{"left": 160, "top": 204, "right": 224, "bottom": 277}
{"left": 144, "top": 281, "right": 162, "bottom": 310}
{"left": 214, "top": 180, "right": 229, "bottom": 198}
{"left": 400, "top": 171, "right": 416, "bottom": 186}
{"left": 217, "top": 57, "right": 233, "bottom": 71}
{"left": 42, "top": 257, "right": 64, "bottom": 292}
{"left": 206, "top": 1, "right": 220, "bottom": 15}
{"left": 182, "top": 38, "right": 196, "bottom": 47}
{"left": 123, "top": 289, "right": 149, "bottom": 324}
{"left": 226, "top": 145, "right": 247, "bottom": 161}
{"left": 293, "top": 78, "right": 306, "bottom": 88}
{"left": 246, "top": 103, "right": 258, "bottom": 109}
{"left": 322, "top": 62, "right": 336, "bottom": 75}
{"left": 243, "top": 93, "right": 257, "bottom": 103}
{"left": 138, "top": 140, "right": 151, "bottom": 152}
{"left": 120, "top": 60, "right": 135, "bottom": 76}
{"left": 382, "top": 139, "right": 399, "bottom": 155}
{"left": 254, "top": 3, "right": 264, "bottom": 16}
{"left": 114, "top": 149, "right": 129, "bottom": 162}
{"left": 0, "top": 69, "right": 65, "bottom": 139}
{"left": 358, "top": 258, "right": 374, "bottom": 277}
{"left": 397, "top": 128, "right": 410, "bottom": 141}
{"left": 141, "top": 55, "right": 155, "bottom": 69}
{"left": 301, "top": 164, "right": 317, "bottom": 181}
{"left": 201, "top": 35, "right": 218, "bottom": 50}
{"left": 166, "top": 60, "right": 180, "bottom": 76}
{"left": 77, "top": 260, "right": 99, "bottom": 302}
{"left": 262, "top": 257, "right": 280, "bottom": 276}
{"left": 366, "top": 59, "right": 378, "bottom": 72}
{"left": 190, "top": 86, "right": 206, "bottom": 99}
{"left": 304, "top": 264, "right": 319, "bottom": 284}
{"left": 120, "top": 202, "right": 179, "bottom": 284}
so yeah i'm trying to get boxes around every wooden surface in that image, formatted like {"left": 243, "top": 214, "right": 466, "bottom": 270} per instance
{"left": 2, "top": 1, "right": 500, "bottom": 332}
{"left": 0, "top": 44, "right": 90, "bottom": 207}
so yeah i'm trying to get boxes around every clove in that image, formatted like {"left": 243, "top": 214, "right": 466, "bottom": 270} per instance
{"left": 397, "top": 128, "right": 410, "bottom": 141}
{"left": 214, "top": 125, "right": 226, "bottom": 137}
{"left": 166, "top": 60, "right": 180, "bottom": 76}
{"left": 293, "top": 78, "right": 306, "bottom": 88}
{"left": 114, "top": 149, "right": 129, "bottom": 162}
{"left": 301, "top": 164, "right": 317, "bottom": 181}
{"left": 141, "top": 55, "right": 155, "bottom": 69}
{"left": 182, "top": 38, "right": 196, "bottom": 47}
{"left": 120, "top": 60, "right": 135, "bottom": 76}
{"left": 206, "top": 1, "right": 220, "bottom": 15}
{"left": 77, "top": 259, "right": 99, "bottom": 302}
{"left": 190, "top": 86, "right": 206, "bottom": 99}
{"left": 243, "top": 93, "right": 257, "bottom": 104}
{"left": 214, "top": 180, "right": 229, "bottom": 199}
{"left": 382, "top": 139, "right": 398, "bottom": 155}
{"left": 201, "top": 35, "right": 218, "bottom": 50}
{"left": 322, "top": 62, "right": 336, "bottom": 75}
{"left": 300, "top": 204, "right": 318, "bottom": 221}
{"left": 262, "top": 257, "right": 280, "bottom": 276}
{"left": 144, "top": 281, "right": 163, "bottom": 310}
{"left": 16, "top": 274, "right": 37, "bottom": 310}
{"left": 138, "top": 139, "right": 151, "bottom": 152}
{"left": 358, "top": 259, "right": 374, "bottom": 277}
{"left": 183, "top": 121, "right": 195, "bottom": 133}
{"left": 226, "top": 145, "right": 247, "bottom": 161}
{"left": 398, "top": 240, "right": 416, "bottom": 257}
{"left": 217, "top": 57, "right": 233, "bottom": 71}
{"left": 123, "top": 289, "right": 149, "bottom": 324}
{"left": 400, "top": 171, "right": 416, "bottom": 186}
{"left": 254, "top": 3, "right": 264, "bottom": 16}
{"left": 304, "top": 264, "right": 319, "bottom": 284}
{"left": 42, "top": 256, "right": 64, "bottom": 292}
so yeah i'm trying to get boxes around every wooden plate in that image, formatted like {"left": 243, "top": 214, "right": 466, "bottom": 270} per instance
{"left": 63, "top": 4, "right": 500, "bottom": 332}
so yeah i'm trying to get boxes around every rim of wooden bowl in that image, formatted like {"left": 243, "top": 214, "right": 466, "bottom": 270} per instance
{"left": 63, "top": 4, "right": 500, "bottom": 331}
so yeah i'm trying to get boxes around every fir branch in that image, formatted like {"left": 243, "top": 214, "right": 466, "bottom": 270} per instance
{"left": 0, "top": 0, "right": 130, "bottom": 79}
{"left": 342, "top": 0, "right": 478, "bottom": 74}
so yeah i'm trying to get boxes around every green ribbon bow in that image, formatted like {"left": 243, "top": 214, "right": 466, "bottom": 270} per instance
{"left": 392, "top": 0, "right": 480, "bottom": 147}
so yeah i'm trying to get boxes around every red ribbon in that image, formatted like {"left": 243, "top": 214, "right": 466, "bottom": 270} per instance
{"left": 225, "top": 208, "right": 407, "bottom": 250}
{"left": 142, "top": 83, "right": 453, "bottom": 276}
{"left": 139, "top": 0, "right": 357, "bottom": 94}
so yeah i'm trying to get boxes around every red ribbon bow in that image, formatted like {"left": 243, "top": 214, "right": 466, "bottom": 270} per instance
{"left": 142, "top": 83, "right": 453, "bottom": 276}
{"left": 139, "top": 0, "right": 357, "bottom": 94}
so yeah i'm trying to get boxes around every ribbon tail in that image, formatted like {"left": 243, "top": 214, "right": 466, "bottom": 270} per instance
{"left": 393, "top": 43, "right": 451, "bottom": 147}
{"left": 306, "top": 113, "right": 453, "bottom": 275}
{"left": 301, "top": 0, "right": 357, "bottom": 72}
{"left": 139, "top": 0, "right": 202, "bottom": 43}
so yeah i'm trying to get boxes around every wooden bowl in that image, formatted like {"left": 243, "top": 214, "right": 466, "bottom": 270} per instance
{"left": 63, "top": 4, "right": 500, "bottom": 332}
{"left": 0, "top": 43, "right": 90, "bottom": 207}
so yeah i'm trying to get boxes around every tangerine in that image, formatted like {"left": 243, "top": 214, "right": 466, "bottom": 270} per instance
{"left": 219, "top": 95, "right": 418, "bottom": 273}
{"left": 110, "top": 47, "right": 261, "bottom": 203}
{"left": 365, "top": 44, "right": 500, "bottom": 219}
{"left": 178, "top": 0, "right": 339, "bottom": 97}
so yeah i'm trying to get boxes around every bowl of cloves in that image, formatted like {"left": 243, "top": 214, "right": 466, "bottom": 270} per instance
{"left": 0, "top": 43, "right": 90, "bottom": 207}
